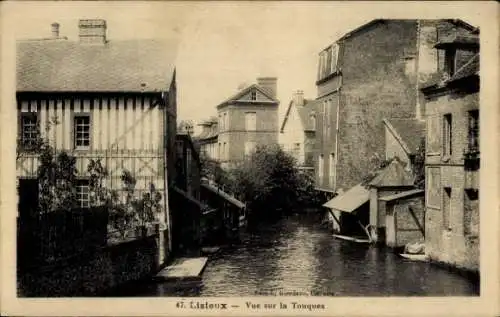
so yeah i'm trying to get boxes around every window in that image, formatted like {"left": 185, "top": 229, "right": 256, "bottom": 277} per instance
{"left": 244, "top": 141, "right": 256, "bottom": 156}
{"left": 223, "top": 142, "right": 227, "bottom": 160}
{"left": 218, "top": 114, "right": 223, "bottom": 130}
{"left": 224, "top": 113, "right": 228, "bottom": 131}
{"left": 218, "top": 142, "right": 221, "bottom": 160}
{"left": 326, "top": 99, "right": 332, "bottom": 138}
{"left": 322, "top": 100, "right": 329, "bottom": 140}
{"left": 330, "top": 44, "right": 339, "bottom": 73}
{"left": 245, "top": 112, "right": 256, "bottom": 131}
{"left": 250, "top": 91, "right": 257, "bottom": 101}
{"left": 318, "top": 44, "right": 339, "bottom": 80}
{"left": 318, "top": 154, "right": 324, "bottom": 184}
{"left": 442, "top": 113, "right": 452, "bottom": 158}
{"left": 443, "top": 187, "right": 452, "bottom": 230}
{"left": 329, "top": 153, "right": 335, "bottom": 188}
{"left": 74, "top": 115, "right": 91, "bottom": 149}
{"left": 444, "top": 49, "right": 456, "bottom": 77}
{"left": 76, "top": 179, "right": 90, "bottom": 208}
{"left": 20, "top": 113, "right": 39, "bottom": 148}
{"left": 464, "top": 189, "right": 479, "bottom": 236}
{"left": 468, "top": 110, "right": 479, "bottom": 152}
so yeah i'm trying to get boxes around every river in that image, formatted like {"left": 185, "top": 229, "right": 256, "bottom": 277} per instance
{"left": 113, "top": 213, "right": 479, "bottom": 297}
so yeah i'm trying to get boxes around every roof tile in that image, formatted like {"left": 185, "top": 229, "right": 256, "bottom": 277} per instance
{"left": 17, "top": 38, "right": 178, "bottom": 92}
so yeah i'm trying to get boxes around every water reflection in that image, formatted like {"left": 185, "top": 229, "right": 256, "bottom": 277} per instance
{"left": 110, "top": 213, "right": 479, "bottom": 297}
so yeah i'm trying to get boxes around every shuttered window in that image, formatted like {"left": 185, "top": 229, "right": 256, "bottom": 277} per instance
{"left": 245, "top": 112, "right": 256, "bottom": 131}
{"left": 244, "top": 141, "right": 256, "bottom": 156}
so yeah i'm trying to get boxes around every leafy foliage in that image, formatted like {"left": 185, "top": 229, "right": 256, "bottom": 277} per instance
{"left": 37, "top": 144, "right": 78, "bottom": 212}
{"left": 219, "top": 144, "right": 322, "bottom": 223}
{"left": 87, "top": 160, "right": 163, "bottom": 239}
{"left": 199, "top": 153, "right": 232, "bottom": 187}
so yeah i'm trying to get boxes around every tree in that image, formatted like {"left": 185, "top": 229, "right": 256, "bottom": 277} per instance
{"left": 227, "top": 144, "right": 316, "bottom": 223}
{"left": 37, "top": 144, "right": 78, "bottom": 212}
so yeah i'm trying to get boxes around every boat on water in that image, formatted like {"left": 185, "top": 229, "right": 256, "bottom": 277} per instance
{"left": 399, "top": 253, "right": 429, "bottom": 262}
{"left": 333, "top": 234, "right": 371, "bottom": 244}
{"left": 201, "top": 246, "right": 221, "bottom": 254}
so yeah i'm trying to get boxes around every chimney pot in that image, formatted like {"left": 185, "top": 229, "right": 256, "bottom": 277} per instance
{"left": 294, "top": 90, "right": 305, "bottom": 106}
{"left": 51, "top": 22, "right": 60, "bottom": 38}
{"left": 79, "top": 19, "right": 107, "bottom": 44}
{"left": 257, "top": 77, "right": 278, "bottom": 99}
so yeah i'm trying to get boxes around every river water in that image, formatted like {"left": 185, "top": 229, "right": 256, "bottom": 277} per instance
{"left": 114, "top": 213, "right": 479, "bottom": 297}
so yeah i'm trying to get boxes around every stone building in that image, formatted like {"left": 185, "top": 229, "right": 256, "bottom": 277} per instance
{"left": 314, "top": 19, "right": 476, "bottom": 198}
{"left": 216, "top": 77, "right": 280, "bottom": 167}
{"left": 421, "top": 30, "right": 479, "bottom": 272}
{"left": 279, "top": 90, "right": 317, "bottom": 174}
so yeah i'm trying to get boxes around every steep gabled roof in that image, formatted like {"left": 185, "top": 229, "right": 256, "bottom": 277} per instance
{"left": 17, "top": 38, "right": 178, "bottom": 92}
{"left": 383, "top": 118, "right": 426, "bottom": 155}
{"left": 280, "top": 98, "right": 317, "bottom": 133}
{"left": 217, "top": 83, "right": 278, "bottom": 108}
{"left": 368, "top": 158, "right": 415, "bottom": 188}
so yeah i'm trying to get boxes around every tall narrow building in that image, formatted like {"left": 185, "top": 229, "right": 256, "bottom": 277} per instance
{"left": 314, "top": 19, "right": 476, "bottom": 198}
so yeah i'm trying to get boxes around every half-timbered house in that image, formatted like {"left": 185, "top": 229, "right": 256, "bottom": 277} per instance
{"left": 16, "top": 19, "right": 179, "bottom": 259}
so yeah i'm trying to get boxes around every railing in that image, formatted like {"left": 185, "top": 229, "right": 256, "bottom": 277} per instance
{"left": 17, "top": 207, "right": 109, "bottom": 270}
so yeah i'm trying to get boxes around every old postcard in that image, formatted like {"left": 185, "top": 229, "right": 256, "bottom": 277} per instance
{"left": 1, "top": 1, "right": 499, "bottom": 316}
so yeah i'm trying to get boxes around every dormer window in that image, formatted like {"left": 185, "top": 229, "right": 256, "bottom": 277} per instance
{"left": 250, "top": 91, "right": 257, "bottom": 101}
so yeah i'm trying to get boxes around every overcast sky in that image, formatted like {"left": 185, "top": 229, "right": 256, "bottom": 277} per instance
{"left": 3, "top": 1, "right": 484, "bottom": 134}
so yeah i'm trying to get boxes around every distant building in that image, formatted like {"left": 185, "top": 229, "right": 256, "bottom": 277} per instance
{"left": 314, "top": 19, "right": 477, "bottom": 197}
{"left": 16, "top": 19, "right": 178, "bottom": 262}
{"left": 279, "top": 90, "right": 317, "bottom": 174}
{"left": 195, "top": 117, "right": 219, "bottom": 160}
{"left": 216, "top": 77, "right": 280, "bottom": 167}
{"left": 421, "top": 30, "right": 479, "bottom": 272}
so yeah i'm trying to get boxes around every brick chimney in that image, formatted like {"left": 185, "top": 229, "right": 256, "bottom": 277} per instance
{"left": 79, "top": 19, "right": 107, "bottom": 44}
{"left": 257, "top": 77, "right": 277, "bottom": 99}
{"left": 294, "top": 90, "right": 305, "bottom": 106}
{"left": 51, "top": 22, "right": 60, "bottom": 38}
